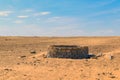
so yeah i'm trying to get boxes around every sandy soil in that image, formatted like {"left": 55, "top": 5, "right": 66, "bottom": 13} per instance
{"left": 0, "top": 36, "right": 120, "bottom": 80}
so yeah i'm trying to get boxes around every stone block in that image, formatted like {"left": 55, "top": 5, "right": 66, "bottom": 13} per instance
{"left": 47, "top": 45, "right": 89, "bottom": 59}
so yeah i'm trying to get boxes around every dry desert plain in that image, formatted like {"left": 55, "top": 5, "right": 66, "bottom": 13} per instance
{"left": 0, "top": 36, "right": 120, "bottom": 80}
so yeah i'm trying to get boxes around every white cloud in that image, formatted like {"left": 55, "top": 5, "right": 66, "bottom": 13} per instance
{"left": 34, "top": 11, "right": 51, "bottom": 16}
{"left": 45, "top": 26, "right": 85, "bottom": 36}
{"left": 95, "top": 30, "right": 114, "bottom": 34}
{"left": 88, "top": 0, "right": 116, "bottom": 8}
{"left": 84, "top": 29, "right": 115, "bottom": 36}
{"left": 47, "top": 17, "right": 61, "bottom": 22}
{"left": 24, "top": 9, "right": 33, "bottom": 12}
{"left": 0, "top": 25, "right": 45, "bottom": 36}
{"left": 14, "top": 20, "right": 23, "bottom": 24}
{"left": 0, "top": 18, "right": 11, "bottom": 21}
{"left": 17, "top": 16, "right": 29, "bottom": 18}
{"left": 0, "top": 11, "right": 13, "bottom": 16}
{"left": 0, "top": 24, "right": 117, "bottom": 36}
{"left": 46, "top": 17, "right": 77, "bottom": 24}
{"left": 40, "top": 12, "right": 51, "bottom": 15}
{"left": 100, "top": 0, "right": 116, "bottom": 6}
{"left": 89, "top": 8, "right": 120, "bottom": 17}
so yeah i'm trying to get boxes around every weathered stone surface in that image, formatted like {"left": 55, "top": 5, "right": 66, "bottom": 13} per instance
{"left": 47, "top": 45, "right": 89, "bottom": 59}
{"left": 30, "top": 50, "right": 36, "bottom": 54}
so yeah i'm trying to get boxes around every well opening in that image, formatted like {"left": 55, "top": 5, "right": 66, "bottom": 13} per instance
{"left": 47, "top": 45, "right": 89, "bottom": 59}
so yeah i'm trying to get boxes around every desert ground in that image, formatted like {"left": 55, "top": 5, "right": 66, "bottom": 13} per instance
{"left": 0, "top": 36, "right": 120, "bottom": 80}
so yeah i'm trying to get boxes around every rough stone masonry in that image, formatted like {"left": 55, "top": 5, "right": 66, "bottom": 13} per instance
{"left": 47, "top": 45, "right": 89, "bottom": 59}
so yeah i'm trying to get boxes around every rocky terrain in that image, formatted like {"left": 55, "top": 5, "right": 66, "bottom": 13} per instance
{"left": 0, "top": 36, "right": 120, "bottom": 80}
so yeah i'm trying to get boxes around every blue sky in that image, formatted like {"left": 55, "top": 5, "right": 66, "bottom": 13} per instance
{"left": 0, "top": 0, "right": 120, "bottom": 36}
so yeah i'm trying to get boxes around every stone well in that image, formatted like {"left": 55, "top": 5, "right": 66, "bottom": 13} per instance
{"left": 47, "top": 45, "right": 89, "bottom": 59}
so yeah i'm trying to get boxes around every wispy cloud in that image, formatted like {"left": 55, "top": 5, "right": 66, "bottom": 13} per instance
{"left": 14, "top": 20, "right": 23, "bottom": 24}
{"left": 100, "top": 0, "right": 116, "bottom": 6}
{"left": 89, "top": 8, "right": 120, "bottom": 17}
{"left": 46, "top": 17, "right": 62, "bottom": 22}
{"left": 17, "top": 16, "right": 29, "bottom": 18}
{"left": 89, "top": 0, "right": 116, "bottom": 8}
{"left": 0, "top": 11, "right": 13, "bottom": 16}
{"left": 0, "top": 25, "right": 45, "bottom": 36}
{"left": 0, "top": 18, "right": 11, "bottom": 21}
{"left": 90, "top": 29, "right": 115, "bottom": 36}
{"left": 34, "top": 11, "right": 51, "bottom": 16}
{"left": 23, "top": 9, "right": 33, "bottom": 12}
{"left": 46, "top": 17, "right": 77, "bottom": 24}
{"left": 40, "top": 12, "right": 51, "bottom": 15}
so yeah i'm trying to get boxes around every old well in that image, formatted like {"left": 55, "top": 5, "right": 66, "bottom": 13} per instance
{"left": 47, "top": 45, "right": 89, "bottom": 59}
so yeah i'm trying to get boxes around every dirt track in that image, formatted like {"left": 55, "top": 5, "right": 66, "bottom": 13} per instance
{"left": 0, "top": 37, "right": 120, "bottom": 80}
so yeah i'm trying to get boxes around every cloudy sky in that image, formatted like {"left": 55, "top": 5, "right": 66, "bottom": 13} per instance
{"left": 0, "top": 0, "right": 120, "bottom": 36}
